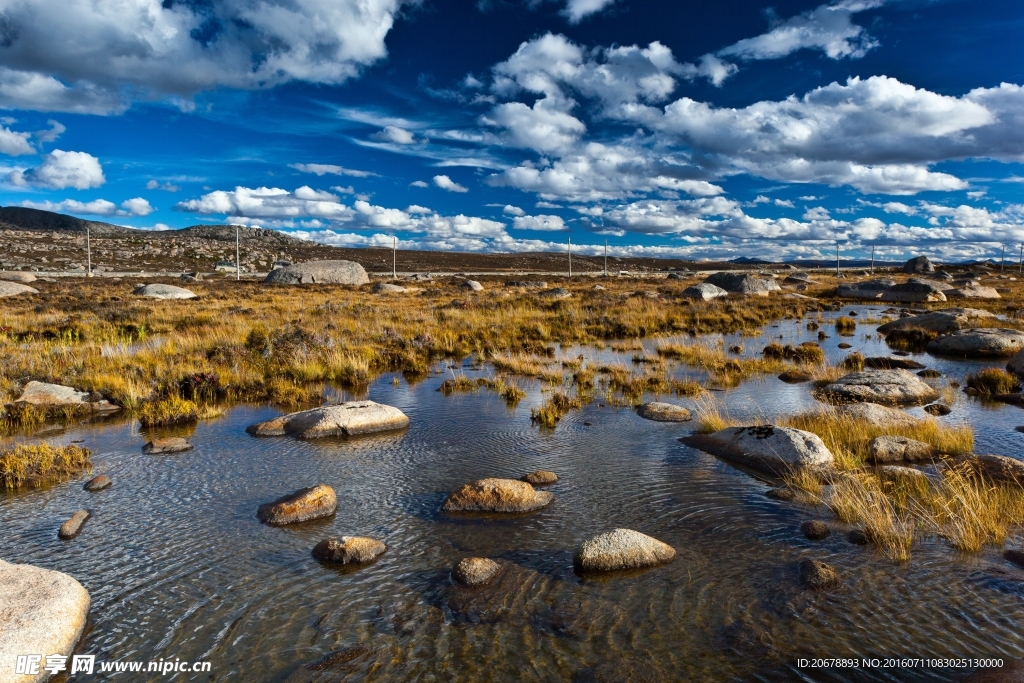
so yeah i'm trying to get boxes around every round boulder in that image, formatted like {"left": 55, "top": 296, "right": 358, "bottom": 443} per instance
{"left": 257, "top": 484, "right": 337, "bottom": 525}
{"left": 0, "top": 271, "right": 36, "bottom": 283}
{"left": 441, "top": 478, "right": 553, "bottom": 513}
{"left": 0, "top": 281, "right": 38, "bottom": 298}
{"left": 133, "top": 283, "right": 197, "bottom": 299}
{"left": 264, "top": 260, "right": 369, "bottom": 285}
{"left": 816, "top": 370, "right": 939, "bottom": 406}
{"left": 521, "top": 470, "right": 558, "bottom": 486}
{"left": 636, "top": 402, "right": 692, "bottom": 422}
{"left": 312, "top": 536, "right": 386, "bottom": 566}
{"left": 461, "top": 280, "right": 483, "bottom": 292}
{"left": 573, "top": 528, "right": 676, "bottom": 572}
{"left": 927, "top": 328, "right": 1024, "bottom": 358}
{"left": 83, "top": 475, "right": 111, "bottom": 492}
{"left": 801, "top": 520, "right": 830, "bottom": 540}
{"left": 799, "top": 559, "right": 840, "bottom": 590}
{"left": 903, "top": 255, "right": 935, "bottom": 274}
{"left": 452, "top": 557, "right": 502, "bottom": 587}
{"left": 681, "top": 425, "right": 835, "bottom": 477}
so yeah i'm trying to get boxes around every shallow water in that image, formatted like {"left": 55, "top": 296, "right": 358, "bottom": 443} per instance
{"left": 4, "top": 306, "right": 1024, "bottom": 682}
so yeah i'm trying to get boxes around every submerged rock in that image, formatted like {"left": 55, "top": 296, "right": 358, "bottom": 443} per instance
{"left": 801, "top": 520, "right": 830, "bottom": 540}
{"left": 0, "top": 559, "right": 90, "bottom": 681}
{"left": 636, "top": 402, "right": 692, "bottom": 422}
{"left": 15, "top": 380, "right": 121, "bottom": 414}
{"left": 452, "top": 557, "right": 502, "bottom": 587}
{"left": 848, "top": 529, "right": 868, "bottom": 545}
{"left": 799, "top": 559, "right": 840, "bottom": 590}
{"left": 441, "top": 478, "right": 554, "bottom": 513}
{"left": 816, "top": 369, "right": 939, "bottom": 406}
{"left": 142, "top": 437, "right": 193, "bottom": 454}
{"left": 834, "top": 402, "right": 921, "bottom": 427}
{"left": 681, "top": 282, "right": 728, "bottom": 301}
{"left": 573, "top": 528, "right": 676, "bottom": 572}
{"left": 702, "top": 272, "right": 780, "bottom": 296}
{"left": 264, "top": 260, "right": 369, "bottom": 285}
{"left": 521, "top": 470, "right": 558, "bottom": 486}
{"left": 58, "top": 510, "right": 90, "bottom": 539}
{"left": 257, "top": 484, "right": 337, "bottom": 525}
{"left": 0, "top": 281, "right": 38, "bottom": 298}
{"left": 918, "top": 369, "right": 943, "bottom": 378}
{"left": 83, "top": 475, "right": 111, "bottom": 492}
{"left": 869, "top": 436, "right": 936, "bottom": 463}
{"left": 864, "top": 356, "right": 926, "bottom": 370}
{"left": 312, "top": 536, "right": 386, "bottom": 566}
{"left": 766, "top": 487, "right": 796, "bottom": 501}
{"left": 924, "top": 403, "right": 952, "bottom": 416}
{"left": 246, "top": 401, "right": 409, "bottom": 439}
{"left": 927, "top": 328, "right": 1024, "bottom": 357}
{"left": 133, "top": 283, "right": 196, "bottom": 299}
{"left": 682, "top": 425, "right": 834, "bottom": 476}
{"left": 779, "top": 370, "right": 813, "bottom": 383}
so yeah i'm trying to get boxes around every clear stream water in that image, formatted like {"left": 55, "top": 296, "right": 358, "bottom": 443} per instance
{"left": 3, "top": 306, "right": 1024, "bottom": 683}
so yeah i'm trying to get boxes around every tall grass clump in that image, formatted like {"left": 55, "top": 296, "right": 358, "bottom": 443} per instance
{"left": 692, "top": 394, "right": 737, "bottom": 434}
{"left": 826, "top": 474, "right": 915, "bottom": 562}
{"left": 530, "top": 391, "right": 583, "bottom": 428}
{"left": 138, "top": 395, "right": 200, "bottom": 428}
{"left": 966, "top": 368, "right": 1021, "bottom": 396}
{"left": 835, "top": 316, "right": 857, "bottom": 333}
{"left": 0, "top": 442, "right": 91, "bottom": 491}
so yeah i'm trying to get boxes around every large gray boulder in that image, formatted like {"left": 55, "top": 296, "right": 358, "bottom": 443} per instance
{"left": 246, "top": 401, "right": 409, "bottom": 439}
{"left": 869, "top": 436, "right": 936, "bottom": 463}
{"left": 945, "top": 283, "right": 1000, "bottom": 299}
{"left": 880, "top": 278, "right": 947, "bottom": 303}
{"left": 15, "top": 380, "right": 121, "bottom": 414}
{"left": 0, "top": 281, "right": 38, "bottom": 298}
{"left": 133, "top": 283, "right": 196, "bottom": 299}
{"left": 1007, "top": 348, "right": 1024, "bottom": 377}
{"left": 903, "top": 255, "right": 935, "bottom": 274}
{"left": 926, "top": 328, "right": 1024, "bottom": 357}
{"left": 877, "top": 308, "right": 996, "bottom": 335}
{"left": 441, "top": 478, "right": 553, "bottom": 513}
{"left": 703, "top": 272, "right": 780, "bottom": 296}
{"left": 0, "top": 271, "right": 36, "bottom": 283}
{"left": 636, "top": 402, "right": 692, "bottom": 422}
{"left": 264, "top": 260, "right": 369, "bottom": 285}
{"left": 573, "top": 529, "right": 676, "bottom": 572}
{"left": 0, "top": 560, "right": 90, "bottom": 683}
{"left": 837, "top": 278, "right": 896, "bottom": 299}
{"left": 681, "top": 283, "right": 728, "bottom": 301}
{"left": 817, "top": 369, "right": 939, "bottom": 406}
{"left": 682, "top": 425, "right": 835, "bottom": 476}
{"left": 834, "top": 403, "right": 921, "bottom": 427}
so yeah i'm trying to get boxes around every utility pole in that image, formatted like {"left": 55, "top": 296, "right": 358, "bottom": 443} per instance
{"left": 835, "top": 242, "right": 840, "bottom": 276}
{"left": 567, "top": 236, "right": 572, "bottom": 278}
{"left": 1002, "top": 245, "right": 1006, "bottom": 272}
{"left": 392, "top": 235, "right": 397, "bottom": 279}
{"left": 86, "top": 223, "right": 92, "bottom": 277}
{"left": 870, "top": 244, "right": 875, "bottom": 274}
{"left": 1019, "top": 244, "right": 1023, "bottom": 275}
{"left": 604, "top": 239, "right": 608, "bottom": 277}
{"left": 235, "top": 225, "right": 240, "bottom": 281}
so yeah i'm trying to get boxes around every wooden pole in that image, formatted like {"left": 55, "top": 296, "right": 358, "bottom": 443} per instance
{"left": 393, "top": 235, "right": 397, "bottom": 279}
{"left": 568, "top": 237, "right": 572, "bottom": 278}
{"left": 235, "top": 226, "right": 240, "bottom": 281}
{"left": 870, "top": 244, "right": 874, "bottom": 274}
{"left": 86, "top": 223, "right": 92, "bottom": 277}
{"left": 604, "top": 239, "right": 608, "bottom": 277}
{"left": 835, "top": 243, "right": 840, "bottom": 276}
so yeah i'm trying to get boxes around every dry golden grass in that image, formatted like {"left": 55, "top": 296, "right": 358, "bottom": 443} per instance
{"left": 656, "top": 341, "right": 787, "bottom": 386}
{"left": 966, "top": 368, "right": 1021, "bottom": 395}
{"left": 531, "top": 391, "right": 584, "bottom": 427}
{"left": 0, "top": 442, "right": 91, "bottom": 491}
{"left": 692, "top": 393, "right": 740, "bottom": 434}
{"left": 137, "top": 395, "right": 200, "bottom": 428}
{"left": 826, "top": 473, "right": 915, "bottom": 562}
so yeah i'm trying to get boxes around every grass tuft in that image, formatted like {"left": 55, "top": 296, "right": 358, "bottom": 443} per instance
{"left": 0, "top": 442, "right": 91, "bottom": 491}
{"left": 966, "top": 368, "right": 1021, "bottom": 396}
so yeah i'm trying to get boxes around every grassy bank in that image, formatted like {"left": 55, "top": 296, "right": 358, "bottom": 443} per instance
{"left": 0, "top": 442, "right": 91, "bottom": 490}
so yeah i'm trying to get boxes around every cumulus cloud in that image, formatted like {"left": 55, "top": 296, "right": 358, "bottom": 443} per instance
{"left": 20, "top": 196, "right": 152, "bottom": 216}
{"left": 290, "top": 163, "right": 375, "bottom": 178}
{"left": 175, "top": 186, "right": 355, "bottom": 220}
{"left": 562, "top": 0, "right": 616, "bottom": 23}
{"left": 370, "top": 125, "right": 417, "bottom": 144}
{"left": 8, "top": 149, "right": 104, "bottom": 189}
{"left": 503, "top": 205, "right": 525, "bottom": 216}
{"left": 0, "top": 125, "right": 34, "bottom": 156}
{"left": 433, "top": 174, "right": 468, "bottom": 192}
{"left": 512, "top": 214, "right": 567, "bottom": 231}
{"left": 410, "top": 180, "right": 429, "bottom": 187}
{"left": 34, "top": 119, "right": 65, "bottom": 143}
{"left": 0, "top": 0, "right": 409, "bottom": 113}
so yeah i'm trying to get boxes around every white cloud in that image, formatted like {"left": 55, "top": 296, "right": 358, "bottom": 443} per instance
{"left": 370, "top": 125, "right": 416, "bottom": 144}
{"left": 0, "top": 0, "right": 409, "bottom": 114}
{"left": 503, "top": 205, "right": 525, "bottom": 216}
{"left": 20, "top": 196, "right": 152, "bottom": 216}
{"left": 120, "top": 197, "right": 154, "bottom": 216}
{"left": 405, "top": 204, "right": 431, "bottom": 213}
{"left": 803, "top": 206, "right": 832, "bottom": 221}
{"left": 8, "top": 149, "right": 104, "bottom": 189}
{"left": 433, "top": 174, "right": 468, "bottom": 192}
{"left": 34, "top": 120, "right": 65, "bottom": 144}
{"left": 290, "top": 163, "right": 375, "bottom": 178}
{"left": 175, "top": 186, "right": 354, "bottom": 220}
{"left": 562, "top": 0, "right": 616, "bottom": 24}
{"left": 513, "top": 214, "right": 567, "bottom": 231}
{"left": 484, "top": 97, "right": 585, "bottom": 155}
{"left": 881, "top": 202, "right": 917, "bottom": 215}
{"left": 410, "top": 180, "right": 429, "bottom": 188}
{"left": 0, "top": 125, "right": 34, "bottom": 156}
{"left": 146, "top": 179, "right": 180, "bottom": 192}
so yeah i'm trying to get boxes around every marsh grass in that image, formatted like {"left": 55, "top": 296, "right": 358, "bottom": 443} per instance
{"left": 835, "top": 316, "right": 857, "bottom": 333}
{"left": 966, "top": 368, "right": 1021, "bottom": 395}
{"left": 479, "top": 375, "right": 526, "bottom": 405}
{"left": 692, "top": 393, "right": 740, "bottom": 434}
{"left": 826, "top": 473, "right": 915, "bottom": 562}
{"left": 439, "top": 373, "right": 477, "bottom": 395}
{"left": 138, "top": 395, "right": 200, "bottom": 428}
{"left": 0, "top": 442, "right": 91, "bottom": 491}
{"left": 531, "top": 390, "right": 584, "bottom": 427}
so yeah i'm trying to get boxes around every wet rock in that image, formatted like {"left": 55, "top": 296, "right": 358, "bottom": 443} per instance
{"left": 452, "top": 557, "right": 502, "bottom": 587}
{"left": 539, "top": 287, "right": 572, "bottom": 300}
{"left": 1005, "top": 348, "right": 1024, "bottom": 377}
{"left": 142, "top": 437, "right": 193, "bottom": 454}
{"left": 1004, "top": 549, "right": 1024, "bottom": 569}
{"left": 264, "top": 260, "right": 369, "bottom": 285}
{"left": 834, "top": 402, "right": 921, "bottom": 427}
{"left": 58, "top": 510, "right": 90, "bottom": 539}
{"left": 681, "top": 282, "right": 728, "bottom": 301}
{"left": 441, "top": 478, "right": 554, "bottom": 513}
{"left": 880, "top": 278, "right": 947, "bottom": 303}
{"left": 848, "top": 529, "right": 868, "bottom": 545}
{"left": 903, "top": 255, "right": 935, "bottom": 274}
{"left": 927, "top": 328, "right": 1024, "bottom": 357}
{"left": 636, "top": 401, "right": 692, "bottom": 422}
{"left": 959, "top": 455, "right": 1024, "bottom": 487}
{"left": 461, "top": 279, "right": 483, "bottom": 292}
{"left": 799, "top": 559, "right": 840, "bottom": 590}
{"left": 246, "top": 401, "right": 409, "bottom": 439}
{"left": 522, "top": 470, "right": 558, "bottom": 486}
{"left": 83, "top": 475, "right": 111, "bottom": 492}
{"left": 778, "top": 370, "right": 813, "bottom": 383}
{"left": 945, "top": 283, "right": 1001, "bottom": 299}
{"left": 877, "top": 308, "right": 996, "bottom": 335}
{"left": 766, "top": 487, "right": 796, "bottom": 501}
{"left": 0, "top": 280, "right": 38, "bottom": 298}
{"left": 15, "top": 380, "right": 121, "bottom": 414}
{"left": 918, "top": 369, "right": 942, "bottom": 378}
{"left": 0, "top": 559, "right": 90, "bottom": 681}
{"left": 869, "top": 436, "right": 937, "bottom": 463}
{"left": 924, "top": 403, "right": 952, "bottom": 416}
{"left": 133, "top": 283, "right": 196, "bottom": 299}
{"left": 816, "top": 369, "right": 939, "bottom": 406}
{"left": 801, "top": 520, "right": 830, "bottom": 540}
{"left": 703, "top": 272, "right": 780, "bottom": 296}
{"left": 837, "top": 342, "right": 852, "bottom": 349}
{"left": 877, "top": 465, "right": 930, "bottom": 488}
{"left": 864, "top": 356, "right": 926, "bottom": 370}
{"left": 312, "top": 536, "right": 386, "bottom": 566}
{"left": 682, "top": 425, "right": 834, "bottom": 477}
{"left": 0, "top": 271, "right": 36, "bottom": 283}
{"left": 573, "top": 528, "right": 676, "bottom": 572}
{"left": 837, "top": 278, "right": 896, "bottom": 299}
{"left": 257, "top": 484, "right": 337, "bottom": 525}
{"left": 370, "top": 282, "right": 406, "bottom": 293}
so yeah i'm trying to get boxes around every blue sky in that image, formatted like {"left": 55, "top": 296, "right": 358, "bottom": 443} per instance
{"left": 0, "top": 0, "right": 1022, "bottom": 261}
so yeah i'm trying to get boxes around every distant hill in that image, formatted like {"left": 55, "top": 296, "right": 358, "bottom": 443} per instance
{"left": 0, "top": 206, "right": 132, "bottom": 237}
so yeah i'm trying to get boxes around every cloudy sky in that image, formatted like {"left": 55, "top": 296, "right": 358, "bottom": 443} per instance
{"left": 0, "top": 0, "right": 1021, "bottom": 261}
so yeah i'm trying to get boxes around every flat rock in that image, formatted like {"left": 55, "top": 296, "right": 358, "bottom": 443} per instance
{"left": 927, "top": 328, "right": 1024, "bottom": 357}
{"left": 903, "top": 255, "right": 935, "bottom": 274}
{"left": 371, "top": 283, "right": 407, "bottom": 293}
{"left": 83, "top": 475, "right": 111, "bottom": 492}
{"left": 0, "top": 560, "right": 90, "bottom": 683}
{"left": 880, "top": 278, "right": 948, "bottom": 303}
{"left": 58, "top": 510, "right": 90, "bottom": 539}
{"left": 522, "top": 470, "right": 558, "bottom": 486}
{"left": 142, "top": 437, "right": 193, "bottom": 454}
{"left": 801, "top": 520, "right": 830, "bottom": 540}
{"left": 869, "top": 436, "right": 937, "bottom": 463}
{"left": 452, "top": 557, "right": 502, "bottom": 587}
{"left": 799, "top": 559, "right": 840, "bottom": 590}
{"left": 0, "top": 281, "right": 38, "bottom": 298}
{"left": 257, "top": 484, "right": 337, "bottom": 525}
{"left": 877, "top": 465, "right": 930, "bottom": 488}
{"left": 864, "top": 356, "right": 926, "bottom": 370}
{"left": 461, "top": 280, "right": 483, "bottom": 292}
{"left": 311, "top": 536, "right": 386, "bottom": 566}
{"left": 133, "top": 283, "right": 196, "bottom": 299}
{"left": 636, "top": 402, "right": 692, "bottom": 422}
{"left": 877, "top": 308, "right": 996, "bottom": 335}
{"left": 959, "top": 454, "right": 1024, "bottom": 487}
{"left": 945, "top": 284, "right": 1001, "bottom": 299}
{"left": 0, "top": 271, "right": 36, "bottom": 283}
{"left": 538, "top": 287, "right": 572, "bottom": 299}
{"left": 573, "top": 529, "right": 676, "bottom": 572}
{"left": 441, "top": 478, "right": 553, "bottom": 513}
{"left": 702, "top": 272, "right": 780, "bottom": 296}
{"left": 15, "top": 380, "right": 121, "bottom": 414}
{"left": 681, "top": 282, "right": 728, "bottom": 301}
{"left": 779, "top": 370, "right": 813, "bottom": 383}
{"left": 816, "top": 369, "right": 939, "bottom": 406}
{"left": 246, "top": 401, "right": 409, "bottom": 439}
{"left": 682, "top": 425, "right": 834, "bottom": 476}
{"left": 837, "top": 278, "right": 896, "bottom": 299}
{"left": 264, "top": 260, "right": 369, "bottom": 285}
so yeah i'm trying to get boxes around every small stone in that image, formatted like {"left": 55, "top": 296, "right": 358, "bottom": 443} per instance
{"left": 848, "top": 529, "right": 868, "bottom": 545}
{"left": 142, "top": 437, "right": 193, "bottom": 454}
{"left": 83, "top": 475, "right": 111, "bottom": 492}
{"left": 766, "top": 488, "right": 796, "bottom": 501}
{"left": 799, "top": 559, "right": 840, "bottom": 590}
{"left": 923, "top": 403, "right": 951, "bottom": 416}
{"left": 837, "top": 343, "right": 852, "bottom": 349}
{"left": 58, "top": 510, "right": 91, "bottom": 539}
{"left": 311, "top": 536, "right": 386, "bottom": 566}
{"left": 522, "top": 470, "right": 558, "bottom": 486}
{"left": 917, "top": 369, "right": 942, "bottom": 378}
{"left": 778, "top": 370, "right": 813, "bottom": 383}
{"left": 636, "top": 402, "right": 692, "bottom": 422}
{"left": 257, "top": 484, "right": 337, "bottom": 525}
{"left": 452, "top": 557, "right": 502, "bottom": 587}
{"left": 801, "top": 520, "right": 830, "bottom": 540}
